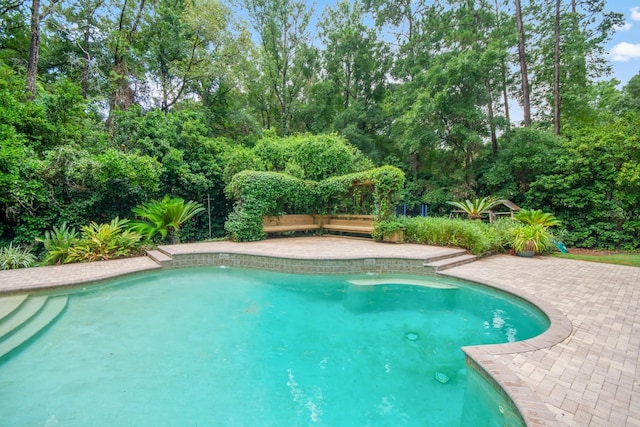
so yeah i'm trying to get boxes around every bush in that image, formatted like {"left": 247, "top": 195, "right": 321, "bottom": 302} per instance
{"left": 66, "top": 218, "right": 143, "bottom": 263}
{"left": 403, "top": 216, "right": 500, "bottom": 255}
{"left": 36, "top": 222, "right": 78, "bottom": 265}
{"left": 0, "top": 243, "right": 37, "bottom": 270}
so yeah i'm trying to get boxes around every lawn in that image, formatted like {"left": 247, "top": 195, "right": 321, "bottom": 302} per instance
{"left": 551, "top": 251, "right": 640, "bottom": 268}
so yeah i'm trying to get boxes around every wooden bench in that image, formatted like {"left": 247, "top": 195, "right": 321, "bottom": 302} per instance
{"left": 322, "top": 214, "right": 374, "bottom": 235}
{"left": 263, "top": 214, "right": 322, "bottom": 234}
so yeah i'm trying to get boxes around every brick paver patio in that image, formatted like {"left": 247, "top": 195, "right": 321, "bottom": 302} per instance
{"left": 0, "top": 237, "right": 638, "bottom": 426}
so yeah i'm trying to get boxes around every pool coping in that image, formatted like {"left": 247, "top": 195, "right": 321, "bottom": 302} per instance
{"left": 0, "top": 237, "right": 583, "bottom": 426}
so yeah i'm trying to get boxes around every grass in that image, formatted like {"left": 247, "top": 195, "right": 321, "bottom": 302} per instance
{"left": 551, "top": 252, "right": 640, "bottom": 268}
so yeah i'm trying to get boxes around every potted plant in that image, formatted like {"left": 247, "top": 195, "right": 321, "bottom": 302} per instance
{"left": 373, "top": 219, "right": 406, "bottom": 243}
{"left": 511, "top": 224, "right": 553, "bottom": 256}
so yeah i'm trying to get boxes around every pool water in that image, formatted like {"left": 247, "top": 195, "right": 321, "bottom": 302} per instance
{"left": 0, "top": 267, "right": 548, "bottom": 426}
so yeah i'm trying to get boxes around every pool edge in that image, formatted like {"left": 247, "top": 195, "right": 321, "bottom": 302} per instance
{"left": 0, "top": 243, "right": 571, "bottom": 427}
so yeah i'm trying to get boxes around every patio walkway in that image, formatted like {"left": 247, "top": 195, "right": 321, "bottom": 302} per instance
{"left": 0, "top": 237, "right": 638, "bottom": 426}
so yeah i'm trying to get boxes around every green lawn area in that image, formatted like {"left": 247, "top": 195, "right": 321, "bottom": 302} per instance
{"left": 551, "top": 252, "right": 640, "bottom": 268}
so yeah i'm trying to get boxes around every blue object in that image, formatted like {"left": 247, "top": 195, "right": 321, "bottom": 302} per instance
{"left": 554, "top": 241, "right": 568, "bottom": 253}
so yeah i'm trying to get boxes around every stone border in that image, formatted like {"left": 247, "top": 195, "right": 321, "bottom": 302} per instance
{"left": 162, "top": 251, "right": 432, "bottom": 274}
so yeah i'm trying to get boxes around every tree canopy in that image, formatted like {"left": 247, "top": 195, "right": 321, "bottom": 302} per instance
{"left": 0, "top": 0, "right": 637, "bottom": 250}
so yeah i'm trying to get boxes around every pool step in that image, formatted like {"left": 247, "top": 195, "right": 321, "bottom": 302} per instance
{"left": 424, "top": 254, "right": 477, "bottom": 271}
{"left": 147, "top": 249, "right": 173, "bottom": 267}
{"left": 0, "top": 294, "right": 28, "bottom": 322}
{"left": 0, "top": 295, "right": 48, "bottom": 339}
{"left": 0, "top": 295, "right": 68, "bottom": 359}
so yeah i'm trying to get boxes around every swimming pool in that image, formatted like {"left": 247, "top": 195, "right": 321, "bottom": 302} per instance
{"left": 0, "top": 267, "right": 548, "bottom": 426}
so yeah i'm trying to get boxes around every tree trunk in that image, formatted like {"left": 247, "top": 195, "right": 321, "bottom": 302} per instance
{"left": 494, "top": 0, "right": 510, "bottom": 127}
{"left": 485, "top": 80, "right": 498, "bottom": 155}
{"left": 554, "top": 0, "right": 561, "bottom": 136}
{"left": 26, "top": 0, "right": 41, "bottom": 99}
{"left": 514, "top": 0, "right": 531, "bottom": 126}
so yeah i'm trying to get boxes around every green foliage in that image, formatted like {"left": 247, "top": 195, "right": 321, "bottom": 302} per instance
{"left": 66, "top": 218, "right": 142, "bottom": 263}
{"left": 514, "top": 209, "right": 561, "bottom": 227}
{"left": 0, "top": 243, "right": 37, "bottom": 270}
{"left": 511, "top": 224, "right": 554, "bottom": 255}
{"left": 476, "top": 128, "right": 562, "bottom": 202}
{"left": 225, "top": 166, "right": 404, "bottom": 241}
{"left": 225, "top": 171, "right": 319, "bottom": 241}
{"left": 372, "top": 217, "right": 407, "bottom": 242}
{"left": 527, "top": 114, "right": 640, "bottom": 249}
{"left": 130, "top": 196, "right": 205, "bottom": 244}
{"left": 36, "top": 222, "right": 79, "bottom": 265}
{"left": 403, "top": 217, "right": 499, "bottom": 256}
{"left": 447, "top": 197, "right": 502, "bottom": 220}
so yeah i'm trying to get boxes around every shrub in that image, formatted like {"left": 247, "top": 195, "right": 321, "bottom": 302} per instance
{"left": 403, "top": 217, "right": 499, "bottom": 255}
{"left": 511, "top": 224, "right": 554, "bottom": 254}
{"left": 36, "top": 222, "right": 78, "bottom": 265}
{"left": 372, "top": 217, "right": 408, "bottom": 241}
{"left": 66, "top": 218, "right": 142, "bottom": 263}
{"left": 129, "top": 196, "right": 205, "bottom": 244}
{"left": 514, "top": 209, "right": 561, "bottom": 227}
{"left": 0, "top": 243, "right": 37, "bottom": 270}
{"left": 447, "top": 197, "right": 502, "bottom": 220}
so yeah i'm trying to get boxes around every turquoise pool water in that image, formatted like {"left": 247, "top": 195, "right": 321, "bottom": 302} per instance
{"left": 0, "top": 267, "right": 548, "bottom": 426}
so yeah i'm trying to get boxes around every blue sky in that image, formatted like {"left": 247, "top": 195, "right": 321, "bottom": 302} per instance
{"left": 607, "top": 2, "right": 640, "bottom": 85}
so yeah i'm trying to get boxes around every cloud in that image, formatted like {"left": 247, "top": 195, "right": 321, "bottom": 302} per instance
{"left": 610, "top": 42, "right": 640, "bottom": 61}
{"left": 632, "top": 7, "right": 640, "bottom": 21}
{"left": 615, "top": 22, "right": 633, "bottom": 31}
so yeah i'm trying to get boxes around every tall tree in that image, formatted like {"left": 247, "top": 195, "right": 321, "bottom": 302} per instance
{"left": 107, "top": 0, "right": 147, "bottom": 118}
{"left": 529, "top": 0, "right": 623, "bottom": 130}
{"left": 317, "top": 0, "right": 390, "bottom": 155}
{"left": 514, "top": 0, "right": 531, "bottom": 126}
{"left": 244, "top": 0, "right": 315, "bottom": 135}
{"left": 25, "top": 0, "right": 58, "bottom": 97}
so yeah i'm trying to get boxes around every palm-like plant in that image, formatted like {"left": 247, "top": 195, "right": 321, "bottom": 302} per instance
{"left": 129, "top": 196, "right": 205, "bottom": 244}
{"left": 511, "top": 223, "right": 554, "bottom": 255}
{"left": 66, "top": 218, "right": 142, "bottom": 263}
{"left": 447, "top": 197, "right": 502, "bottom": 220}
{"left": 514, "top": 209, "right": 561, "bottom": 227}
{"left": 36, "top": 222, "right": 79, "bottom": 265}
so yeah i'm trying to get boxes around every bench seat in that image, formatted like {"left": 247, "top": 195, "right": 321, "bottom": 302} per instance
{"left": 263, "top": 224, "right": 321, "bottom": 233}
{"left": 262, "top": 214, "right": 375, "bottom": 236}
{"left": 263, "top": 214, "right": 321, "bottom": 234}
{"left": 322, "top": 224, "right": 373, "bottom": 234}
{"left": 322, "top": 215, "right": 374, "bottom": 235}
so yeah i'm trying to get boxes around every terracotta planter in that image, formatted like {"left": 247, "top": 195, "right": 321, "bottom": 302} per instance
{"left": 382, "top": 229, "right": 405, "bottom": 243}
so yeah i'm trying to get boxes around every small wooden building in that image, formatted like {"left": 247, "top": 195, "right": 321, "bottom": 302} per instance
{"left": 487, "top": 200, "right": 521, "bottom": 223}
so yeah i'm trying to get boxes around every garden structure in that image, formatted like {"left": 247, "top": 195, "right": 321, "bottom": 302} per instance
{"left": 225, "top": 166, "right": 404, "bottom": 242}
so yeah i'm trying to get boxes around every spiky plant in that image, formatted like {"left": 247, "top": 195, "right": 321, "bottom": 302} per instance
{"left": 0, "top": 243, "right": 37, "bottom": 270}
{"left": 66, "top": 218, "right": 142, "bottom": 263}
{"left": 514, "top": 209, "right": 561, "bottom": 228}
{"left": 36, "top": 222, "right": 79, "bottom": 265}
{"left": 511, "top": 224, "right": 554, "bottom": 255}
{"left": 129, "top": 196, "right": 205, "bottom": 244}
{"left": 447, "top": 197, "right": 502, "bottom": 220}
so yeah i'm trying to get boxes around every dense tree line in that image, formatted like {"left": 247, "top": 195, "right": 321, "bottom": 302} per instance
{"left": 0, "top": 0, "right": 638, "bottom": 250}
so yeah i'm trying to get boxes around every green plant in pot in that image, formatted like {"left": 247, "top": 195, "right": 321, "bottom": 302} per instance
{"left": 511, "top": 224, "right": 553, "bottom": 256}
{"left": 373, "top": 218, "right": 406, "bottom": 243}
